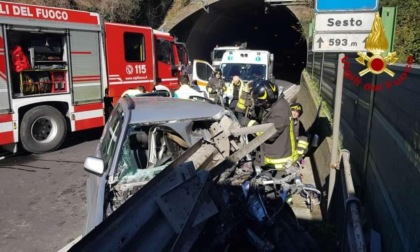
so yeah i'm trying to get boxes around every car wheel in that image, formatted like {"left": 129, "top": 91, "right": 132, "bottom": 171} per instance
{"left": 20, "top": 105, "right": 67, "bottom": 153}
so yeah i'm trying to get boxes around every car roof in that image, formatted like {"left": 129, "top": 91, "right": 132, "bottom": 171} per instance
{"left": 124, "top": 97, "right": 226, "bottom": 124}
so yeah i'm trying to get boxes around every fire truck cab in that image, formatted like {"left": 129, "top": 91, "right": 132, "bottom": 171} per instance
{"left": 0, "top": 1, "right": 184, "bottom": 155}
{"left": 105, "top": 24, "right": 183, "bottom": 105}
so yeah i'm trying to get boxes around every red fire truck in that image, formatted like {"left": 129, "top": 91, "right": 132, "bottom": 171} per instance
{"left": 0, "top": 1, "right": 187, "bottom": 154}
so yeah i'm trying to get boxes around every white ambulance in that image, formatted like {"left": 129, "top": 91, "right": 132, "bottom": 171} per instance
{"left": 194, "top": 49, "right": 275, "bottom": 91}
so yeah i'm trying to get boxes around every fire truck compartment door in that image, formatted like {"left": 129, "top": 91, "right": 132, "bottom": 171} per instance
{"left": 70, "top": 30, "right": 102, "bottom": 104}
{"left": 0, "top": 26, "right": 11, "bottom": 113}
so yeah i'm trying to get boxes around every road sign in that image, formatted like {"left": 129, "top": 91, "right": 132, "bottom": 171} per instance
{"left": 315, "top": 12, "right": 375, "bottom": 32}
{"left": 381, "top": 7, "right": 397, "bottom": 55}
{"left": 315, "top": 0, "right": 378, "bottom": 12}
{"left": 312, "top": 33, "right": 369, "bottom": 52}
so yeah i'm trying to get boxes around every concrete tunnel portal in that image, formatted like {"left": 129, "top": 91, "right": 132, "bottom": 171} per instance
{"left": 167, "top": 0, "right": 308, "bottom": 84}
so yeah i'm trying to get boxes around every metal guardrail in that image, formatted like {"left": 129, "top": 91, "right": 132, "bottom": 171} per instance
{"left": 338, "top": 150, "right": 366, "bottom": 252}
{"left": 307, "top": 39, "right": 420, "bottom": 250}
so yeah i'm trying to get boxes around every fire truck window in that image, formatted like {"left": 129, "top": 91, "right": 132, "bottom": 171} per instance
{"left": 124, "top": 33, "right": 145, "bottom": 62}
{"left": 156, "top": 40, "right": 172, "bottom": 65}
{"left": 176, "top": 44, "right": 187, "bottom": 65}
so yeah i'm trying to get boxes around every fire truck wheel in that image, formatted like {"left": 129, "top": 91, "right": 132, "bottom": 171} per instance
{"left": 20, "top": 105, "right": 67, "bottom": 154}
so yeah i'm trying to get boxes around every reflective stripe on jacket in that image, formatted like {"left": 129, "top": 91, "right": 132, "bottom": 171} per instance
{"left": 225, "top": 79, "right": 249, "bottom": 113}
{"left": 259, "top": 98, "right": 297, "bottom": 170}
{"left": 236, "top": 87, "right": 247, "bottom": 112}
{"left": 263, "top": 118, "right": 298, "bottom": 169}
{"left": 293, "top": 118, "right": 308, "bottom": 155}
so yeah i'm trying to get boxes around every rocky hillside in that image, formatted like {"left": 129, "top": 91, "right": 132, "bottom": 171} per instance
{"left": 7, "top": 0, "right": 418, "bottom": 62}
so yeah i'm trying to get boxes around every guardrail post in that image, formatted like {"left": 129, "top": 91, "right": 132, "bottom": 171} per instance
{"left": 361, "top": 74, "right": 377, "bottom": 199}
{"left": 307, "top": 40, "right": 311, "bottom": 71}
{"left": 319, "top": 52, "right": 325, "bottom": 94}
{"left": 340, "top": 150, "right": 367, "bottom": 252}
{"left": 327, "top": 53, "right": 345, "bottom": 211}
{"left": 311, "top": 52, "right": 315, "bottom": 77}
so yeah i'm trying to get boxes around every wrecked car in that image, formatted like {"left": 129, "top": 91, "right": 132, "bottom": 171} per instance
{"left": 83, "top": 95, "right": 242, "bottom": 234}
{"left": 76, "top": 95, "right": 319, "bottom": 251}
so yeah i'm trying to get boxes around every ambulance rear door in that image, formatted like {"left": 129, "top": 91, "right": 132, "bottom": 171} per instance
{"left": 192, "top": 60, "right": 214, "bottom": 92}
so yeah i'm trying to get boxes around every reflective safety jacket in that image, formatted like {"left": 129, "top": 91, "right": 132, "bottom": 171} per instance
{"left": 235, "top": 80, "right": 249, "bottom": 113}
{"left": 293, "top": 118, "right": 308, "bottom": 156}
{"left": 224, "top": 78, "right": 249, "bottom": 113}
{"left": 249, "top": 98, "right": 297, "bottom": 170}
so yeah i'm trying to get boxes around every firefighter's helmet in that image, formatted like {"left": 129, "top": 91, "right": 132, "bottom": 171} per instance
{"left": 290, "top": 102, "right": 303, "bottom": 116}
{"left": 213, "top": 68, "right": 222, "bottom": 76}
{"left": 252, "top": 80, "right": 279, "bottom": 107}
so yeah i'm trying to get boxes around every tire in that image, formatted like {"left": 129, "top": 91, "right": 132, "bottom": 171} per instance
{"left": 20, "top": 105, "right": 67, "bottom": 154}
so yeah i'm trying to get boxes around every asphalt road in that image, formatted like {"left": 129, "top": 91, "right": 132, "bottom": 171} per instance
{"left": 0, "top": 81, "right": 299, "bottom": 252}
{"left": 0, "top": 128, "right": 103, "bottom": 252}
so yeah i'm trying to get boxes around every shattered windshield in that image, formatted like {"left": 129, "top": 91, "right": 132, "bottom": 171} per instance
{"left": 115, "top": 125, "right": 189, "bottom": 186}
{"left": 115, "top": 129, "right": 137, "bottom": 181}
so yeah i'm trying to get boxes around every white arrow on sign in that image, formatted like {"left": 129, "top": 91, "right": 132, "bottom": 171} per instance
{"left": 315, "top": 12, "right": 376, "bottom": 32}
{"left": 312, "top": 33, "right": 369, "bottom": 52}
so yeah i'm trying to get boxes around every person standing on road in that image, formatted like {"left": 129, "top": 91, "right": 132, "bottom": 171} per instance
{"left": 243, "top": 80, "right": 297, "bottom": 170}
{"left": 224, "top": 75, "right": 247, "bottom": 120}
{"left": 104, "top": 88, "right": 113, "bottom": 122}
{"left": 207, "top": 68, "right": 226, "bottom": 103}
{"left": 290, "top": 103, "right": 308, "bottom": 158}
{"left": 174, "top": 75, "right": 204, "bottom": 99}
{"left": 185, "top": 61, "right": 193, "bottom": 84}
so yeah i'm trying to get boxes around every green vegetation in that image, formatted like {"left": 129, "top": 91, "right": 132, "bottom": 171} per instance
{"left": 10, "top": 0, "right": 185, "bottom": 28}
{"left": 10, "top": 0, "right": 419, "bottom": 63}
{"left": 380, "top": 0, "right": 420, "bottom": 63}
{"left": 306, "top": 72, "right": 333, "bottom": 124}
{"left": 301, "top": 0, "right": 419, "bottom": 63}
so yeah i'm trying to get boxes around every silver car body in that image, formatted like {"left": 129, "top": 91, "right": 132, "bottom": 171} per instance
{"left": 84, "top": 96, "right": 238, "bottom": 234}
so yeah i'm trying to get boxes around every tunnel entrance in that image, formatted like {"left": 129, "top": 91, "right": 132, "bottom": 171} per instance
{"left": 170, "top": 0, "right": 308, "bottom": 84}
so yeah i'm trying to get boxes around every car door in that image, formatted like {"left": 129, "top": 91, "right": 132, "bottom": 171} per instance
{"left": 84, "top": 103, "right": 126, "bottom": 234}
{"left": 192, "top": 60, "right": 214, "bottom": 92}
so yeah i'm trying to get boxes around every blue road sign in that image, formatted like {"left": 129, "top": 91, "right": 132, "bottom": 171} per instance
{"left": 315, "top": 0, "right": 378, "bottom": 12}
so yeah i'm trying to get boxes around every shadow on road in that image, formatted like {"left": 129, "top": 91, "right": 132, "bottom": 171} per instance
{"left": 59, "top": 127, "right": 103, "bottom": 150}
{"left": 0, "top": 127, "right": 104, "bottom": 166}
{"left": 0, "top": 165, "right": 48, "bottom": 172}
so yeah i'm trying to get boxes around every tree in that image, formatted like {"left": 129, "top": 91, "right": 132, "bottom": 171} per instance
{"left": 78, "top": 0, "right": 143, "bottom": 24}
{"left": 380, "top": 0, "right": 420, "bottom": 63}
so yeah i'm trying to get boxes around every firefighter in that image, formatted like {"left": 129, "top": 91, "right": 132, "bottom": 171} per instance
{"left": 245, "top": 80, "right": 298, "bottom": 170}
{"left": 290, "top": 103, "right": 309, "bottom": 158}
{"left": 207, "top": 68, "right": 226, "bottom": 102}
